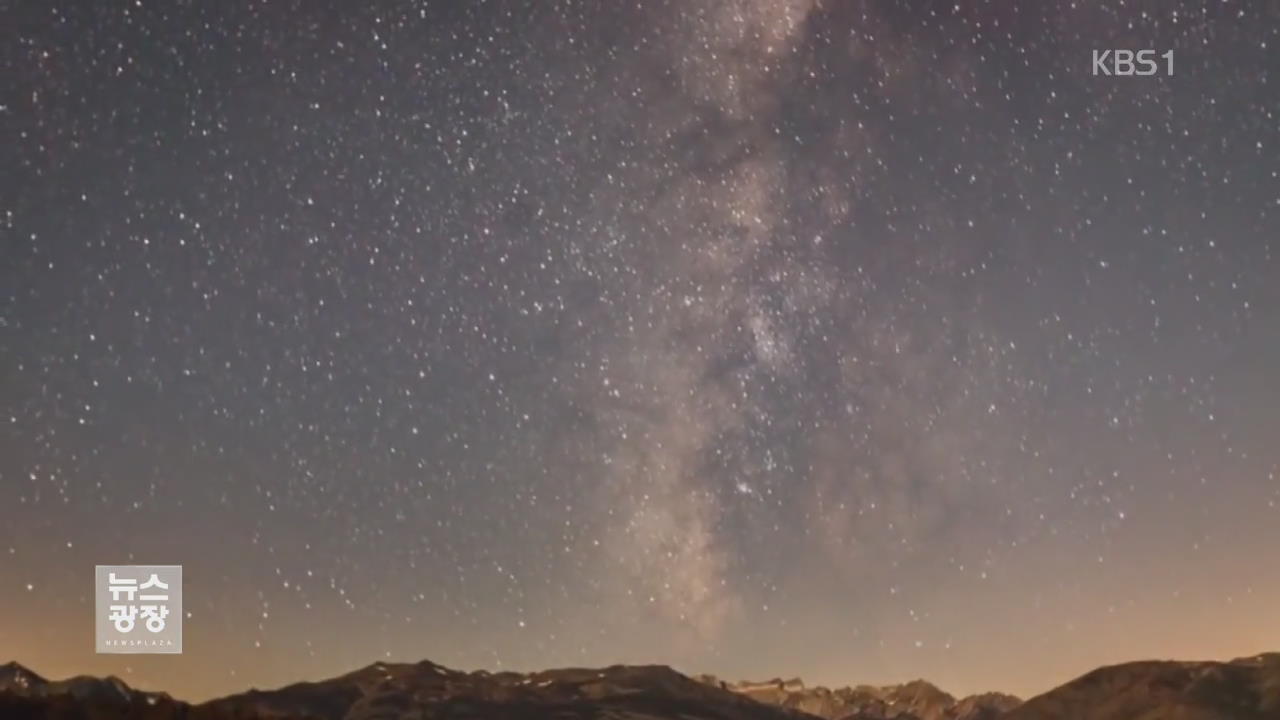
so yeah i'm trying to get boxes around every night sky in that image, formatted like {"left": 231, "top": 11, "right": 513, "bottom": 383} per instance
{"left": 3, "top": 0, "right": 1278, "bottom": 703}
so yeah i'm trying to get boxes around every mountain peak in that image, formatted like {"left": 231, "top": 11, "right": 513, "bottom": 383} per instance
{"left": 721, "top": 673, "right": 1017, "bottom": 720}
{"left": 1231, "top": 652, "right": 1280, "bottom": 667}
{"left": 0, "top": 661, "right": 46, "bottom": 692}
{"left": 1003, "top": 656, "right": 1280, "bottom": 720}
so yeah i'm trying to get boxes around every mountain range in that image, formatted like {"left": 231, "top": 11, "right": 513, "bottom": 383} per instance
{"left": 2, "top": 652, "right": 1276, "bottom": 720}
{"left": 695, "top": 674, "right": 1020, "bottom": 719}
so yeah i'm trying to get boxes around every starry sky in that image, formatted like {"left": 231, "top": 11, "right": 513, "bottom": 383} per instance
{"left": 3, "top": 0, "right": 1278, "bottom": 704}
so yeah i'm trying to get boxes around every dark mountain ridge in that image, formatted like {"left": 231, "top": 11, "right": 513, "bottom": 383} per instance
{"left": 2, "top": 653, "right": 1276, "bottom": 720}
{"left": 1002, "top": 652, "right": 1280, "bottom": 720}
{"left": 1, "top": 659, "right": 815, "bottom": 720}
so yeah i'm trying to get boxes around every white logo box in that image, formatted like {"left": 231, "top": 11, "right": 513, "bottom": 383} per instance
{"left": 94, "top": 565, "right": 182, "bottom": 654}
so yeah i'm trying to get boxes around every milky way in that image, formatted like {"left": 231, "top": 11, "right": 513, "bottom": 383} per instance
{"left": 3, "top": 0, "right": 1278, "bottom": 702}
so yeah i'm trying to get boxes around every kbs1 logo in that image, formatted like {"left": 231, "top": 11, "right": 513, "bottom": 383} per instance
{"left": 1092, "top": 49, "right": 1174, "bottom": 76}
{"left": 94, "top": 565, "right": 183, "bottom": 654}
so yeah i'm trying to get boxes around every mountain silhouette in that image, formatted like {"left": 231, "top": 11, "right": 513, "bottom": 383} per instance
{"left": 1, "top": 653, "right": 1276, "bottom": 719}
{"left": 696, "top": 674, "right": 1019, "bottom": 719}
{"left": 1001, "top": 653, "right": 1280, "bottom": 720}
